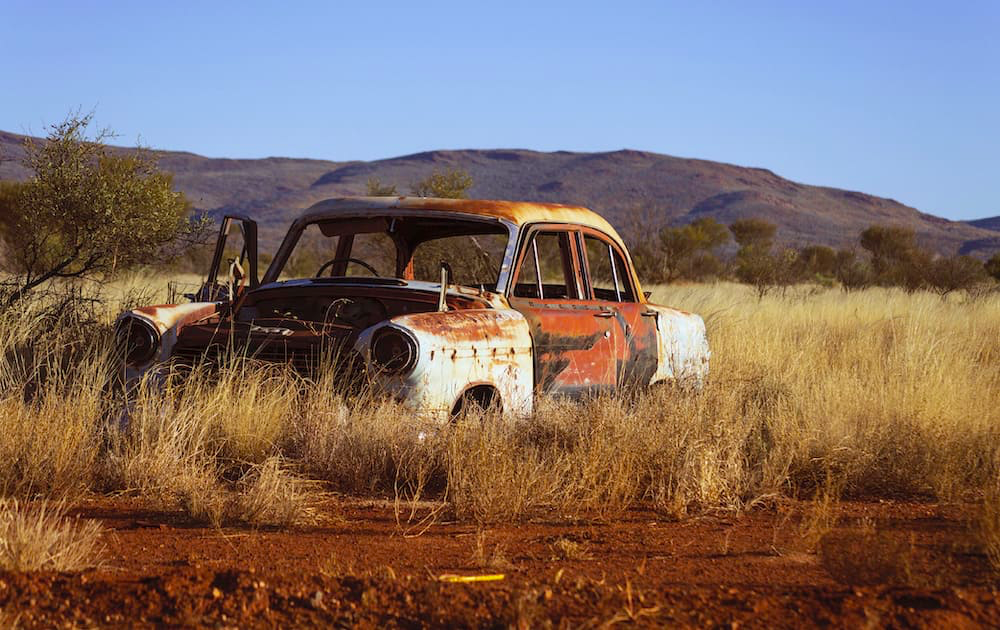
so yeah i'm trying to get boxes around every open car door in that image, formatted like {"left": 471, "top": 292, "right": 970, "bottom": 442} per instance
{"left": 195, "top": 215, "right": 259, "bottom": 302}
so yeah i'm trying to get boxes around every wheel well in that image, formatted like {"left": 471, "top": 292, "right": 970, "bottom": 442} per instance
{"left": 450, "top": 384, "right": 502, "bottom": 418}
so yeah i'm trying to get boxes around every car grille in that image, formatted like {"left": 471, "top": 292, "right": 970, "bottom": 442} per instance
{"left": 171, "top": 339, "right": 361, "bottom": 380}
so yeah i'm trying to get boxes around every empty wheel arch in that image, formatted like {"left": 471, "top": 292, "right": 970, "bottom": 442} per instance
{"left": 450, "top": 384, "right": 503, "bottom": 419}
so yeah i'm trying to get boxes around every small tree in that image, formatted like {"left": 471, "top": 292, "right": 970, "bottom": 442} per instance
{"left": 729, "top": 218, "right": 783, "bottom": 297}
{"left": 655, "top": 217, "right": 730, "bottom": 282}
{"left": 986, "top": 253, "right": 1000, "bottom": 282}
{"left": 833, "top": 249, "right": 872, "bottom": 291}
{"left": 0, "top": 113, "right": 203, "bottom": 308}
{"left": 410, "top": 169, "right": 473, "bottom": 199}
{"left": 365, "top": 177, "right": 397, "bottom": 196}
{"left": 796, "top": 245, "right": 838, "bottom": 279}
{"left": 729, "top": 218, "right": 777, "bottom": 251}
{"left": 926, "top": 255, "right": 991, "bottom": 297}
{"left": 860, "top": 225, "right": 917, "bottom": 274}
{"left": 858, "top": 224, "right": 932, "bottom": 289}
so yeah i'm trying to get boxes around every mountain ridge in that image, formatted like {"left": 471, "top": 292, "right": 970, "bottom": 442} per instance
{"left": 2, "top": 130, "right": 997, "bottom": 257}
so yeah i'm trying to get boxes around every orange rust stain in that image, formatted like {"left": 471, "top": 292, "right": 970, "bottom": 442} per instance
{"left": 134, "top": 305, "right": 178, "bottom": 317}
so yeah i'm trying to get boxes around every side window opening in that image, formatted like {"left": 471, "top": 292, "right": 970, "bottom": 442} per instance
{"left": 583, "top": 234, "right": 636, "bottom": 302}
{"left": 512, "top": 231, "right": 578, "bottom": 299}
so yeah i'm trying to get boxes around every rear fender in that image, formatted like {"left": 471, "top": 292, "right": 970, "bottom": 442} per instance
{"left": 645, "top": 304, "right": 710, "bottom": 389}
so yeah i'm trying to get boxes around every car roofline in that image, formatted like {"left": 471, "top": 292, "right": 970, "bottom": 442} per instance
{"left": 297, "top": 196, "right": 623, "bottom": 243}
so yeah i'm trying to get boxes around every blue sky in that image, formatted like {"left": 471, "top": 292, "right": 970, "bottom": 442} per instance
{"left": 2, "top": 1, "right": 997, "bottom": 220}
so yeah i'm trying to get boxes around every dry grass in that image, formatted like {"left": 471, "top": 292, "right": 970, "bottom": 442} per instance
{"left": 978, "top": 481, "right": 1000, "bottom": 571}
{"left": 0, "top": 499, "right": 104, "bottom": 571}
{"left": 798, "top": 472, "right": 843, "bottom": 552}
{"left": 654, "top": 283, "right": 1000, "bottom": 500}
{"left": 236, "top": 456, "right": 319, "bottom": 528}
{"left": 471, "top": 529, "right": 513, "bottom": 570}
{"left": 0, "top": 276, "right": 997, "bottom": 527}
{"left": 550, "top": 537, "right": 591, "bottom": 561}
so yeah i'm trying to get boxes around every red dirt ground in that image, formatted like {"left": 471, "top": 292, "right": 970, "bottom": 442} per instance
{"left": 1, "top": 497, "right": 997, "bottom": 628}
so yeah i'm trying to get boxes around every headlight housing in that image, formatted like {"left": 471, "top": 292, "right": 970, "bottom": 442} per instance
{"left": 370, "top": 327, "right": 417, "bottom": 375}
{"left": 116, "top": 317, "right": 160, "bottom": 365}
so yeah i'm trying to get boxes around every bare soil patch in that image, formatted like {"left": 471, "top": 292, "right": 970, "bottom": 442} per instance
{"left": 0, "top": 498, "right": 996, "bottom": 627}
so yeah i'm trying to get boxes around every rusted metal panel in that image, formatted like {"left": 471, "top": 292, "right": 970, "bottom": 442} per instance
{"left": 355, "top": 309, "right": 534, "bottom": 421}
{"left": 508, "top": 298, "right": 618, "bottom": 396}
{"left": 612, "top": 303, "right": 660, "bottom": 389}
{"left": 645, "top": 304, "right": 710, "bottom": 389}
{"left": 116, "top": 301, "right": 219, "bottom": 383}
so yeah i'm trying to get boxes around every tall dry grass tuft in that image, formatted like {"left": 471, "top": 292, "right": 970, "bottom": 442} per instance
{"left": 0, "top": 291, "right": 113, "bottom": 500}
{"left": 0, "top": 499, "right": 104, "bottom": 571}
{"left": 175, "top": 360, "right": 301, "bottom": 465}
{"left": 236, "top": 456, "right": 319, "bottom": 527}
{"left": 293, "top": 383, "right": 443, "bottom": 496}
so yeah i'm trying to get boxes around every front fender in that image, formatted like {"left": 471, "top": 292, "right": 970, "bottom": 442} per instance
{"left": 355, "top": 309, "right": 534, "bottom": 420}
{"left": 115, "top": 302, "right": 220, "bottom": 383}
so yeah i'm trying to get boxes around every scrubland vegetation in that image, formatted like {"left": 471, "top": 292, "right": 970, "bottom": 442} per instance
{"left": 1, "top": 278, "right": 997, "bottom": 574}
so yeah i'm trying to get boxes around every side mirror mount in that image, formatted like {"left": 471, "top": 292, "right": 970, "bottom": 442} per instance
{"left": 438, "top": 261, "right": 453, "bottom": 312}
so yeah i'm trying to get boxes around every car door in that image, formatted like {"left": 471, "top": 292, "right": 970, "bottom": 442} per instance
{"left": 196, "top": 214, "right": 259, "bottom": 302}
{"left": 507, "top": 226, "right": 620, "bottom": 397}
{"left": 579, "top": 230, "right": 659, "bottom": 388}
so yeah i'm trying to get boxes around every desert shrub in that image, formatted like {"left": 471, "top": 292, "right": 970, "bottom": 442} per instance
{"left": 987, "top": 253, "right": 1000, "bottom": 282}
{"left": 0, "top": 383, "right": 102, "bottom": 499}
{"left": 446, "top": 414, "right": 564, "bottom": 523}
{"left": 235, "top": 456, "right": 318, "bottom": 528}
{"left": 858, "top": 224, "right": 936, "bottom": 290}
{"left": 0, "top": 499, "right": 104, "bottom": 571}
{"left": 365, "top": 177, "right": 397, "bottom": 196}
{"left": 833, "top": 249, "right": 872, "bottom": 291}
{"left": 0, "top": 113, "right": 206, "bottom": 309}
{"left": 926, "top": 255, "right": 991, "bottom": 296}
{"left": 410, "top": 169, "right": 473, "bottom": 199}
{"left": 646, "top": 218, "right": 730, "bottom": 283}
{"left": 176, "top": 361, "right": 301, "bottom": 465}
{"left": 292, "top": 386, "right": 443, "bottom": 496}
{"left": 0, "top": 293, "right": 112, "bottom": 499}
{"left": 100, "top": 380, "right": 220, "bottom": 498}
{"left": 796, "top": 245, "right": 838, "bottom": 279}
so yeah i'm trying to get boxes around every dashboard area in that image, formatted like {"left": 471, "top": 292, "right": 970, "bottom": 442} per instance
{"left": 233, "top": 284, "right": 478, "bottom": 330}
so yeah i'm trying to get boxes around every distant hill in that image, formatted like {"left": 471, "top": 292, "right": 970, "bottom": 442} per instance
{"left": 966, "top": 216, "right": 1000, "bottom": 232}
{"left": 3, "top": 130, "right": 998, "bottom": 257}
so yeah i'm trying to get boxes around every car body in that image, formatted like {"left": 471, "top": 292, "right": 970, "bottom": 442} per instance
{"left": 116, "top": 197, "right": 710, "bottom": 419}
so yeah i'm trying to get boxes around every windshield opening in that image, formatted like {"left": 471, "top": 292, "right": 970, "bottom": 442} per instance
{"left": 273, "top": 215, "right": 511, "bottom": 290}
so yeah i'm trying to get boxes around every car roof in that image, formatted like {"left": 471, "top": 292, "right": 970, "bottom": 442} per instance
{"left": 301, "top": 196, "right": 625, "bottom": 245}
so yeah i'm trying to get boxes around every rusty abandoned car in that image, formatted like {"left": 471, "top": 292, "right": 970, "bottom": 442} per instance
{"left": 116, "top": 197, "right": 710, "bottom": 420}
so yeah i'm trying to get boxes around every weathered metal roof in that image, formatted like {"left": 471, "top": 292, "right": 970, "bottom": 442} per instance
{"left": 301, "top": 196, "right": 624, "bottom": 244}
